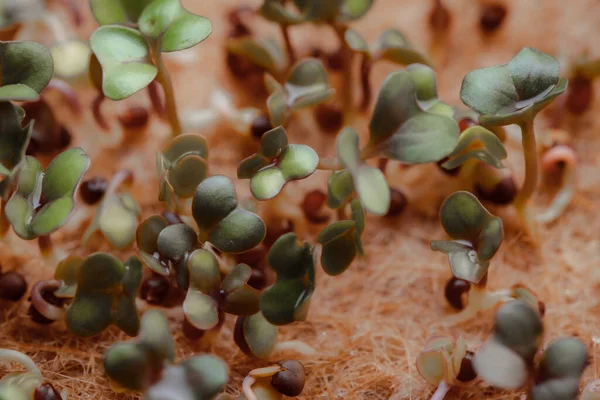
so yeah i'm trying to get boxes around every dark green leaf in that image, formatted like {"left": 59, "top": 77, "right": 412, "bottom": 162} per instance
{"left": 494, "top": 300, "right": 543, "bottom": 360}
{"left": 187, "top": 249, "right": 221, "bottom": 293}
{"left": 157, "top": 223, "right": 197, "bottom": 260}
{"left": 90, "top": 0, "right": 153, "bottom": 25}
{"left": 242, "top": 312, "right": 278, "bottom": 359}
{"left": 192, "top": 175, "right": 238, "bottom": 232}
{"left": 226, "top": 37, "right": 286, "bottom": 73}
{"left": 0, "top": 102, "right": 32, "bottom": 176}
{"left": 538, "top": 337, "right": 588, "bottom": 379}
{"left": 441, "top": 126, "right": 507, "bottom": 170}
{"left": 0, "top": 40, "right": 54, "bottom": 101}
{"left": 327, "top": 170, "right": 354, "bottom": 209}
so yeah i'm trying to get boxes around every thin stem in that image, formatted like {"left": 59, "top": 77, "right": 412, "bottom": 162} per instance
{"left": 537, "top": 169, "right": 575, "bottom": 223}
{"left": 92, "top": 92, "right": 109, "bottom": 131}
{"left": 0, "top": 199, "right": 10, "bottom": 239}
{"left": 443, "top": 284, "right": 511, "bottom": 326}
{"left": 280, "top": 25, "right": 296, "bottom": 66}
{"left": 359, "top": 55, "right": 372, "bottom": 112}
{"left": 0, "top": 349, "right": 41, "bottom": 376}
{"left": 147, "top": 80, "right": 166, "bottom": 118}
{"left": 515, "top": 119, "right": 538, "bottom": 236}
{"left": 106, "top": 170, "right": 134, "bottom": 197}
{"left": 31, "top": 280, "right": 64, "bottom": 321}
{"left": 317, "top": 156, "right": 343, "bottom": 171}
{"left": 242, "top": 375, "right": 258, "bottom": 400}
{"left": 38, "top": 235, "right": 53, "bottom": 259}
{"left": 153, "top": 47, "right": 183, "bottom": 137}
{"left": 430, "top": 381, "right": 451, "bottom": 400}
{"left": 45, "top": 79, "right": 81, "bottom": 116}
{"left": 332, "top": 24, "right": 354, "bottom": 121}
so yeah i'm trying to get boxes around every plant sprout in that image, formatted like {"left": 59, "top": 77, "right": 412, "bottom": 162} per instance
{"left": 0, "top": 349, "right": 63, "bottom": 400}
{"left": 157, "top": 133, "right": 209, "bottom": 211}
{"left": 416, "top": 335, "right": 477, "bottom": 400}
{"left": 460, "top": 47, "right": 568, "bottom": 236}
{"left": 227, "top": 36, "right": 287, "bottom": 77}
{"left": 260, "top": 232, "right": 315, "bottom": 326}
{"left": 565, "top": 55, "right": 600, "bottom": 115}
{"left": 82, "top": 170, "right": 140, "bottom": 249}
{"left": 242, "top": 359, "right": 306, "bottom": 400}
{"left": 5, "top": 147, "right": 90, "bottom": 262}
{"left": 104, "top": 309, "right": 229, "bottom": 398}
{"left": 344, "top": 28, "right": 432, "bottom": 110}
{"left": 431, "top": 191, "right": 542, "bottom": 324}
{"left": 474, "top": 300, "right": 588, "bottom": 399}
{"left": 265, "top": 58, "right": 335, "bottom": 127}
{"left": 89, "top": 0, "right": 212, "bottom": 137}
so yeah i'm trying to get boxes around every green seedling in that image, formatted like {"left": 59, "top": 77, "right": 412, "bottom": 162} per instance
{"left": 0, "top": 40, "right": 54, "bottom": 101}
{"left": 227, "top": 36, "right": 287, "bottom": 77}
{"left": 260, "top": 233, "right": 315, "bottom": 326}
{"left": 157, "top": 133, "right": 209, "bottom": 211}
{"left": 474, "top": 300, "right": 588, "bottom": 399}
{"left": 0, "top": 349, "right": 60, "bottom": 400}
{"left": 242, "top": 359, "right": 306, "bottom": 400}
{"left": 416, "top": 335, "right": 476, "bottom": 400}
{"left": 104, "top": 309, "right": 229, "bottom": 398}
{"left": 83, "top": 170, "right": 140, "bottom": 249}
{"left": 5, "top": 147, "right": 90, "bottom": 262}
{"left": 460, "top": 47, "right": 567, "bottom": 237}
{"left": 265, "top": 58, "right": 334, "bottom": 127}
{"left": 344, "top": 28, "right": 432, "bottom": 110}
{"left": 431, "top": 191, "right": 541, "bottom": 324}
{"left": 89, "top": 0, "right": 212, "bottom": 137}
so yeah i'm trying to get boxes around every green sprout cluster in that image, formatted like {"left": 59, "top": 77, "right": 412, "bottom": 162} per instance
{"left": 0, "top": 0, "right": 594, "bottom": 399}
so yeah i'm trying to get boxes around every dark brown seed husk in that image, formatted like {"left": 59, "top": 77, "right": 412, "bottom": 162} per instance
{"left": 327, "top": 48, "right": 345, "bottom": 71}
{"left": 272, "top": 360, "right": 306, "bottom": 397}
{"left": 251, "top": 114, "right": 273, "bottom": 139}
{"left": 456, "top": 351, "right": 477, "bottom": 382}
{"left": 314, "top": 103, "right": 343, "bottom": 134}
{"left": 264, "top": 220, "right": 294, "bottom": 248}
{"left": 118, "top": 106, "right": 149, "bottom": 130}
{"left": 234, "top": 245, "right": 267, "bottom": 267}
{"left": 302, "top": 190, "right": 330, "bottom": 223}
{"left": 474, "top": 176, "right": 517, "bottom": 205}
{"left": 444, "top": 277, "right": 470, "bottom": 310}
{"left": 247, "top": 268, "right": 268, "bottom": 290}
{"left": 566, "top": 77, "right": 593, "bottom": 115}
{"left": 34, "top": 383, "right": 63, "bottom": 400}
{"left": 140, "top": 275, "right": 171, "bottom": 305}
{"left": 480, "top": 4, "right": 508, "bottom": 33}
{"left": 28, "top": 287, "right": 64, "bottom": 325}
{"left": 386, "top": 188, "right": 408, "bottom": 217}
{"left": 0, "top": 271, "right": 27, "bottom": 301}
{"left": 79, "top": 176, "right": 108, "bottom": 205}
{"left": 183, "top": 318, "right": 205, "bottom": 341}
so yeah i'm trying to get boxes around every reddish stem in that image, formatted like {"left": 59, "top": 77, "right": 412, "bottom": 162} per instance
{"left": 359, "top": 55, "right": 372, "bottom": 112}
{"left": 147, "top": 80, "right": 166, "bottom": 118}
{"left": 92, "top": 92, "right": 109, "bottom": 131}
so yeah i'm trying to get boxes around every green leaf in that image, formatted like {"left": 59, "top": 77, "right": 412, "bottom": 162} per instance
{"left": 181, "top": 355, "right": 229, "bottom": 399}
{"left": 493, "top": 300, "right": 543, "bottom": 360}
{"left": 266, "top": 86, "right": 288, "bottom": 127}
{"left": 161, "top": 11, "right": 212, "bottom": 53}
{"left": 538, "top": 337, "right": 588, "bottom": 379}
{"left": 192, "top": 175, "right": 238, "bottom": 232}
{"left": 473, "top": 337, "right": 528, "bottom": 390}
{"left": 157, "top": 223, "right": 197, "bottom": 261}
{"left": 327, "top": 170, "right": 354, "bottom": 209}
{"left": 227, "top": 37, "right": 286, "bottom": 73}
{"left": 103, "top": 343, "right": 151, "bottom": 391}
{"left": 318, "top": 220, "right": 357, "bottom": 276}
{"left": 54, "top": 256, "right": 82, "bottom": 298}
{"left": 90, "top": 0, "right": 154, "bottom": 25}
{"left": 259, "top": 0, "right": 304, "bottom": 25}
{"left": 238, "top": 126, "right": 288, "bottom": 179}
{"left": 0, "top": 102, "right": 32, "bottom": 176}
{"left": 239, "top": 313, "right": 278, "bottom": 359}
{"left": 90, "top": 25, "right": 158, "bottom": 100}
{"left": 66, "top": 291, "right": 113, "bottom": 337}
{"left": 139, "top": 309, "right": 175, "bottom": 362}
{"left": 375, "top": 30, "right": 432, "bottom": 66}
{"left": 30, "top": 196, "right": 74, "bottom": 236}
{"left": 0, "top": 40, "right": 54, "bottom": 101}
{"left": 84, "top": 192, "right": 140, "bottom": 250}
{"left": 430, "top": 240, "right": 489, "bottom": 284}
{"left": 461, "top": 47, "right": 566, "bottom": 126}
{"left": 138, "top": 0, "right": 181, "bottom": 38}
{"left": 260, "top": 279, "right": 309, "bottom": 326}
{"left": 530, "top": 378, "right": 581, "bottom": 400}
{"left": 187, "top": 249, "right": 221, "bottom": 293}
{"left": 209, "top": 208, "right": 266, "bottom": 254}
{"left": 344, "top": 29, "right": 369, "bottom": 54}
{"left": 442, "top": 126, "right": 507, "bottom": 170}
{"left": 183, "top": 289, "right": 219, "bottom": 330}
{"left": 162, "top": 133, "right": 209, "bottom": 164}
{"left": 136, "top": 215, "right": 169, "bottom": 254}
{"left": 339, "top": 0, "right": 373, "bottom": 20}
{"left": 221, "top": 264, "right": 261, "bottom": 316}
{"left": 4, "top": 194, "right": 34, "bottom": 239}
{"left": 42, "top": 148, "right": 91, "bottom": 202}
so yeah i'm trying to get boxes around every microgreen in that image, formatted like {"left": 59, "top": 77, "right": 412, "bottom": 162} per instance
{"left": 5, "top": 148, "right": 90, "bottom": 258}
{"left": 66, "top": 253, "right": 142, "bottom": 337}
{"left": 89, "top": 0, "right": 212, "bottom": 136}
{"left": 460, "top": 48, "right": 567, "bottom": 234}
{"left": 431, "top": 191, "right": 503, "bottom": 284}
{"left": 326, "top": 169, "right": 354, "bottom": 210}
{"left": 192, "top": 175, "right": 266, "bottom": 254}
{"left": 83, "top": 170, "right": 140, "bottom": 250}
{"left": 416, "top": 335, "right": 470, "bottom": 399}
{"left": 0, "top": 349, "right": 43, "bottom": 400}
{"left": 364, "top": 68, "right": 459, "bottom": 163}
{"left": 440, "top": 126, "right": 507, "bottom": 171}
{"left": 336, "top": 127, "right": 390, "bottom": 215}
{"left": 227, "top": 37, "right": 287, "bottom": 75}
{"left": 234, "top": 312, "right": 278, "bottom": 359}
{"left": 242, "top": 359, "right": 306, "bottom": 400}
{"left": 317, "top": 199, "right": 364, "bottom": 275}
{"left": 157, "top": 134, "right": 209, "bottom": 210}
{"left": 104, "top": 309, "right": 229, "bottom": 397}
{"left": 474, "top": 300, "right": 588, "bottom": 397}
{"left": 0, "top": 102, "right": 32, "bottom": 202}
{"left": 0, "top": 40, "right": 54, "bottom": 101}
{"left": 259, "top": 0, "right": 374, "bottom": 25}
{"left": 265, "top": 58, "right": 335, "bottom": 127}
{"left": 238, "top": 126, "right": 319, "bottom": 200}
{"left": 260, "top": 233, "right": 315, "bottom": 325}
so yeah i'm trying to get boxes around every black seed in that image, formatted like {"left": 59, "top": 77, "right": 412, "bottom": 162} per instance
{"left": 429, "top": 0, "right": 451, "bottom": 33}
{"left": 314, "top": 103, "right": 343, "bottom": 134}
{"left": 247, "top": 268, "right": 267, "bottom": 290}
{"left": 29, "top": 286, "right": 66, "bottom": 324}
{"left": 444, "top": 277, "right": 470, "bottom": 310}
{"left": 183, "top": 318, "right": 205, "bottom": 341}
{"left": 233, "top": 316, "right": 253, "bottom": 356}
{"left": 118, "top": 106, "right": 149, "bottom": 130}
{"left": 475, "top": 176, "right": 517, "bottom": 205}
{"left": 566, "top": 77, "right": 593, "bottom": 115}
{"left": 226, "top": 51, "right": 263, "bottom": 79}
{"left": 271, "top": 360, "right": 306, "bottom": 397}
{"left": 480, "top": 4, "right": 507, "bottom": 33}
{"left": 0, "top": 271, "right": 27, "bottom": 301}
{"left": 234, "top": 245, "right": 267, "bottom": 267}
{"left": 456, "top": 351, "right": 477, "bottom": 382}
{"left": 250, "top": 114, "right": 272, "bottom": 139}
{"left": 79, "top": 176, "right": 108, "bottom": 205}
{"left": 302, "top": 190, "right": 330, "bottom": 224}
{"left": 386, "top": 188, "right": 408, "bottom": 217}
{"left": 34, "top": 383, "right": 63, "bottom": 400}
{"left": 140, "top": 275, "right": 171, "bottom": 305}
{"left": 327, "top": 48, "right": 345, "bottom": 71}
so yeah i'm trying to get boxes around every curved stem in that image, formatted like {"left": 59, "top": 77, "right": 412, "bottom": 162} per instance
{"left": 153, "top": 47, "right": 183, "bottom": 137}
{"left": 147, "top": 80, "right": 166, "bottom": 118}
{"left": 332, "top": 24, "right": 354, "bottom": 121}
{"left": 92, "top": 92, "right": 109, "bottom": 131}
{"left": 272, "top": 340, "right": 317, "bottom": 356}
{"left": 242, "top": 375, "right": 258, "bottom": 400}
{"left": 0, "top": 199, "right": 10, "bottom": 239}
{"left": 31, "top": 280, "right": 65, "bottom": 321}
{"left": 444, "top": 285, "right": 511, "bottom": 326}
{"left": 515, "top": 119, "right": 538, "bottom": 237}
{"left": 45, "top": 79, "right": 81, "bottom": 116}
{"left": 317, "top": 156, "right": 343, "bottom": 171}
{"left": 0, "top": 349, "right": 41, "bottom": 376}
{"left": 430, "top": 381, "right": 451, "bottom": 400}
{"left": 359, "top": 55, "right": 372, "bottom": 112}
{"left": 106, "top": 170, "right": 134, "bottom": 197}
{"left": 242, "top": 365, "right": 283, "bottom": 400}
{"left": 280, "top": 25, "right": 296, "bottom": 66}
{"left": 536, "top": 169, "right": 575, "bottom": 223}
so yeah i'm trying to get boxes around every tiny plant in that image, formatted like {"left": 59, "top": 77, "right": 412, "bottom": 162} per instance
{"left": 0, "top": 349, "right": 62, "bottom": 400}
{"left": 241, "top": 359, "right": 306, "bottom": 400}
{"left": 89, "top": 0, "right": 212, "bottom": 137}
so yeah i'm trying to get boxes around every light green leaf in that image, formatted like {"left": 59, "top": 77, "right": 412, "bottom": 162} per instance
{"left": 0, "top": 40, "right": 54, "bottom": 101}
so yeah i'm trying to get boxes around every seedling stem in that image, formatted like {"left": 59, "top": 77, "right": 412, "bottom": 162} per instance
{"left": 430, "top": 380, "right": 450, "bottom": 400}
{"left": 333, "top": 24, "right": 354, "bottom": 122}
{"left": 515, "top": 118, "right": 538, "bottom": 237}
{"left": 152, "top": 45, "right": 183, "bottom": 137}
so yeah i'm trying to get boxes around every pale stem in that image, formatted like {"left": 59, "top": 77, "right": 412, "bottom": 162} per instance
{"left": 45, "top": 79, "right": 81, "bottom": 115}
{"left": 242, "top": 375, "right": 258, "bottom": 400}
{"left": 272, "top": 340, "right": 317, "bottom": 356}
{"left": 153, "top": 46, "right": 183, "bottom": 137}
{"left": 242, "top": 366, "right": 283, "bottom": 400}
{"left": 0, "top": 349, "right": 41, "bottom": 376}
{"left": 332, "top": 24, "right": 354, "bottom": 121}
{"left": 41, "top": 13, "right": 68, "bottom": 42}
{"left": 147, "top": 80, "right": 166, "bottom": 118}
{"left": 537, "top": 150, "right": 576, "bottom": 223}
{"left": 515, "top": 119, "right": 538, "bottom": 237}
{"left": 92, "top": 92, "right": 109, "bottom": 131}
{"left": 281, "top": 25, "right": 296, "bottom": 66}
{"left": 106, "top": 170, "right": 134, "bottom": 197}
{"left": 317, "top": 156, "right": 343, "bottom": 171}
{"left": 430, "top": 381, "right": 451, "bottom": 400}
{"left": 444, "top": 285, "right": 512, "bottom": 326}
{"left": 31, "top": 280, "right": 65, "bottom": 321}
